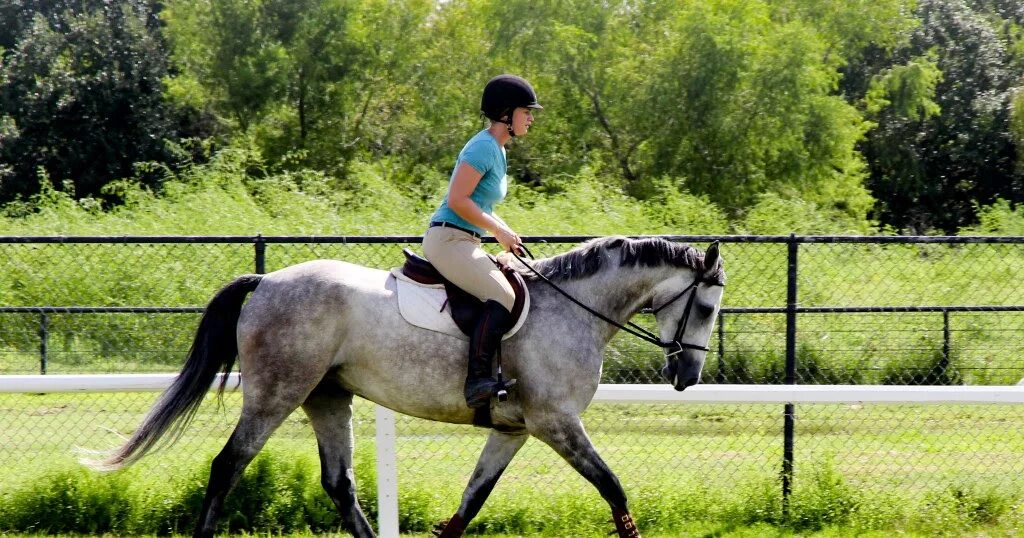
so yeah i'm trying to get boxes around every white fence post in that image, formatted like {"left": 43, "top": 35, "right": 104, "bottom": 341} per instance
{"left": 374, "top": 405, "right": 399, "bottom": 538}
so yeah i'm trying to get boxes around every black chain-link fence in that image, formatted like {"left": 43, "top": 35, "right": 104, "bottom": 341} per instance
{"left": 2, "top": 235, "right": 1024, "bottom": 527}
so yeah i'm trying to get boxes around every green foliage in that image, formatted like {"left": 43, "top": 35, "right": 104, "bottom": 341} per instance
{"left": 864, "top": 54, "right": 944, "bottom": 120}
{"left": 789, "top": 459, "right": 860, "bottom": 531}
{"left": 492, "top": 0, "right": 879, "bottom": 218}
{"left": 738, "top": 192, "right": 877, "bottom": 235}
{"left": 915, "top": 484, "right": 1012, "bottom": 534}
{"left": 0, "top": 450, "right": 372, "bottom": 535}
{"left": 503, "top": 169, "right": 730, "bottom": 236}
{"left": 0, "top": 0, "right": 208, "bottom": 203}
{"left": 4, "top": 396, "right": 1024, "bottom": 537}
{"left": 724, "top": 477, "right": 784, "bottom": 526}
{"left": 879, "top": 349, "right": 962, "bottom": 385}
{"left": 858, "top": 0, "right": 1024, "bottom": 233}
{"left": 1012, "top": 88, "right": 1024, "bottom": 170}
{"left": 2, "top": 467, "right": 133, "bottom": 533}
{"left": 770, "top": 0, "right": 918, "bottom": 61}
{"left": 2, "top": 0, "right": 1023, "bottom": 232}
{"left": 964, "top": 197, "right": 1024, "bottom": 234}
{"left": 222, "top": 453, "right": 313, "bottom": 533}
{"left": 162, "top": 0, "right": 442, "bottom": 171}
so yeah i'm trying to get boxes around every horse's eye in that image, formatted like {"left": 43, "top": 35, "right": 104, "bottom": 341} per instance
{"left": 696, "top": 301, "right": 716, "bottom": 318}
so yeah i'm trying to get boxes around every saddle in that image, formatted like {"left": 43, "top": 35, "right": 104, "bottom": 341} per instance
{"left": 398, "top": 248, "right": 528, "bottom": 337}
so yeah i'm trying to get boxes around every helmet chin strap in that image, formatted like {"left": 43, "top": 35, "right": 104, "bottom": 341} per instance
{"left": 502, "top": 110, "right": 516, "bottom": 138}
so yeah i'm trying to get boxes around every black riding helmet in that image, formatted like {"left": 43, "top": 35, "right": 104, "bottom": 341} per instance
{"left": 481, "top": 74, "right": 542, "bottom": 136}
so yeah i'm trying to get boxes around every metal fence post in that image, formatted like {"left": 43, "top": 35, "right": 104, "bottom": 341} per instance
{"left": 254, "top": 234, "right": 266, "bottom": 274}
{"left": 782, "top": 234, "right": 798, "bottom": 519}
{"left": 716, "top": 312, "right": 726, "bottom": 383}
{"left": 39, "top": 312, "right": 48, "bottom": 375}
{"left": 941, "top": 309, "right": 950, "bottom": 379}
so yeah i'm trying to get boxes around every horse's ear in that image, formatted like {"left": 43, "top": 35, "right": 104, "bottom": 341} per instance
{"left": 704, "top": 241, "right": 722, "bottom": 274}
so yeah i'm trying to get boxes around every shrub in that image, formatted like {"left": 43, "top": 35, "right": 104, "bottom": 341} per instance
{"left": 2, "top": 467, "right": 133, "bottom": 533}
{"left": 915, "top": 484, "right": 1013, "bottom": 535}
{"left": 788, "top": 458, "right": 859, "bottom": 531}
{"left": 879, "top": 349, "right": 962, "bottom": 386}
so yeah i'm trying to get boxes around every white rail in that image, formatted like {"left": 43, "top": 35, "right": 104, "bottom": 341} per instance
{"left": 6, "top": 374, "right": 1024, "bottom": 402}
{"left": 5, "top": 374, "right": 1024, "bottom": 538}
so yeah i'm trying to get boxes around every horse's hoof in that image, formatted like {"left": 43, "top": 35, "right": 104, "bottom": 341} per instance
{"left": 433, "top": 514, "right": 467, "bottom": 537}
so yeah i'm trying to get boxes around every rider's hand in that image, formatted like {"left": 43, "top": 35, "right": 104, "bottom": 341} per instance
{"left": 494, "top": 225, "right": 522, "bottom": 254}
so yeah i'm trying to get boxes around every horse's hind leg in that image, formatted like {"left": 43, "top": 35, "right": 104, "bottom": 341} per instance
{"left": 435, "top": 430, "right": 528, "bottom": 538}
{"left": 302, "top": 382, "right": 375, "bottom": 538}
{"left": 194, "top": 403, "right": 295, "bottom": 538}
{"left": 531, "top": 415, "right": 641, "bottom": 538}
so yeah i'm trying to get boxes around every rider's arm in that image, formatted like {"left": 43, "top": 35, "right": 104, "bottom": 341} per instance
{"left": 448, "top": 162, "right": 520, "bottom": 251}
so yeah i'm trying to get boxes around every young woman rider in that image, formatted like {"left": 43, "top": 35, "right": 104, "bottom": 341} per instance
{"left": 422, "top": 74, "right": 541, "bottom": 408}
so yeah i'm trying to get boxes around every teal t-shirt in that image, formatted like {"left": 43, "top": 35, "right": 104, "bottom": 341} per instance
{"left": 429, "top": 129, "right": 507, "bottom": 236}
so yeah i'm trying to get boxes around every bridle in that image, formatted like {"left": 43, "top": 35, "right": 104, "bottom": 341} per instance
{"left": 510, "top": 246, "right": 724, "bottom": 358}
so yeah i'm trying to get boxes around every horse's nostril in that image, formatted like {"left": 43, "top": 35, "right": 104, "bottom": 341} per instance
{"left": 683, "top": 377, "right": 699, "bottom": 388}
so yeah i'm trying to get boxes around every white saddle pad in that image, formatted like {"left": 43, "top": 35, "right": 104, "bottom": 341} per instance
{"left": 389, "top": 269, "right": 529, "bottom": 341}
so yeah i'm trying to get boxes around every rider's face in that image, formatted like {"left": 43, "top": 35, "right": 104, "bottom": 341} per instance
{"left": 511, "top": 107, "right": 534, "bottom": 136}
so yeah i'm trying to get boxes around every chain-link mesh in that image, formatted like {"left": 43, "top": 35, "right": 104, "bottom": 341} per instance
{"left": 2, "top": 236, "right": 1024, "bottom": 526}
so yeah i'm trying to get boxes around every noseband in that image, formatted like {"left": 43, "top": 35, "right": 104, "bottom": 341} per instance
{"left": 650, "top": 275, "right": 719, "bottom": 357}
{"left": 511, "top": 249, "right": 723, "bottom": 356}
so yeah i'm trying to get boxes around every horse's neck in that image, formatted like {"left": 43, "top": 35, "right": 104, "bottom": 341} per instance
{"left": 542, "top": 266, "right": 667, "bottom": 344}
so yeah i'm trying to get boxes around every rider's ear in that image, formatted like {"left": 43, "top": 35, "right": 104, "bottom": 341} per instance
{"left": 703, "top": 241, "right": 722, "bottom": 275}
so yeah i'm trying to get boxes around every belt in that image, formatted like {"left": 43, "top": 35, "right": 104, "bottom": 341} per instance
{"left": 429, "top": 221, "right": 481, "bottom": 239}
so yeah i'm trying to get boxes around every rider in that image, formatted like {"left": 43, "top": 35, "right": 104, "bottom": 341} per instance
{"left": 422, "top": 74, "right": 542, "bottom": 408}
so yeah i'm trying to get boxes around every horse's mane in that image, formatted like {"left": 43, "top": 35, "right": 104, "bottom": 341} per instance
{"left": 524, "top": 236, "right": 722, "bottom": 283}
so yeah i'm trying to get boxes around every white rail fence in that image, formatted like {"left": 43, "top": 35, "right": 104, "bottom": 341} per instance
{"left": 3, "top": 374, "right": 1024, "bottom": 538}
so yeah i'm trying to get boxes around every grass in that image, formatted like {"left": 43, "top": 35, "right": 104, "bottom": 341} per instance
{"left": 2, "top": 392, "right": 1024, "bottom": 536}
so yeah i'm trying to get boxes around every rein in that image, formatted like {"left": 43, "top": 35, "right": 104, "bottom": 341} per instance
{"left": 510, "top": 245, "right": 718, "bottom": 355}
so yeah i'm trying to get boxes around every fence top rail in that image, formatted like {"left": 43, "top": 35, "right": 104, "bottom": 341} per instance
{"left": 722, "top": 305, "right": 1024, "bottom": 314}
{"left": 0, "top": 235, "right": 1022, "bottom": 245}
{"left": 3, "top": 375, "right": 1024, "bottom": 404}
{"left": 0, "top": 306, "right": 205, "bottom": 313}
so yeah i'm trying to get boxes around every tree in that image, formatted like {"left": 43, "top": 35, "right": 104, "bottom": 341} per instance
{"left": 858, "top": 0, "right": 1023, "bottom": 232}
{"left": 0, "top": 1, "right": 195, "bottom": 202}
{"left": 492, "top": 0, "right": 881, "bottom": 217}
{"left": 164, "top": 0, "right": 442, "bottom": 171}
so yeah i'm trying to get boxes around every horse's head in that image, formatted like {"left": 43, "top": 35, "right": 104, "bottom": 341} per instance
{"left": 653, "top": 242, "right": 725, "bottom": 391}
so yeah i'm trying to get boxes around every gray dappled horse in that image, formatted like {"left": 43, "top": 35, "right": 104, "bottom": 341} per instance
{"left": 89, "top": 236, "right": 725, "bottom": 538}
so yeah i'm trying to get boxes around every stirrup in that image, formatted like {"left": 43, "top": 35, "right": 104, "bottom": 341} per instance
{"left": 495, "top": 378, "right": 517, "bottom": 402}
{"left": 465, "top": 377, "right": 517, "bottom": 408}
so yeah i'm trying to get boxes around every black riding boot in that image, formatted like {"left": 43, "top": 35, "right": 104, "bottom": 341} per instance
{"left": 465, "top": 300, "right": 513, "bottom": 408}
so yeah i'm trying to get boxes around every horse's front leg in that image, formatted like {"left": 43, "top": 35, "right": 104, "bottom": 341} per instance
{"left": 434, "top": 430, "right": 529, "bottom": 538}
{"left": 530, "top": 414, "right": 642, "bottom": 538}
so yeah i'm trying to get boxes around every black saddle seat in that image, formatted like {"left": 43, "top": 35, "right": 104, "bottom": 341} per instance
{"left": 400, "top": 248, "right": 527, "bottom": 337}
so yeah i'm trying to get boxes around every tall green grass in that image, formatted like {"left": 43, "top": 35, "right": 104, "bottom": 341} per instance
{"left": 3, "top": 393, "right": 1024, "bottom": 536}
{"left": 1, "top": 450, "right": 1021, "bottom": 536}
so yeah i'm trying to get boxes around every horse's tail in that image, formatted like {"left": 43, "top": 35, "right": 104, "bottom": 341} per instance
{"left": 84, "top": 274, "right": 264, "bottom": 471}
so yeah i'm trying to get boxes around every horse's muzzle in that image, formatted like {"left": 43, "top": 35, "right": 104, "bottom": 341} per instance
{"left": 662, "top": 365, "right": 699, "bottom": 391}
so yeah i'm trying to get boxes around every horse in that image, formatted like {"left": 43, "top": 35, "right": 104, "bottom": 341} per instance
{"left": 87, "top": 235, "right": 725, "bottom": 538}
